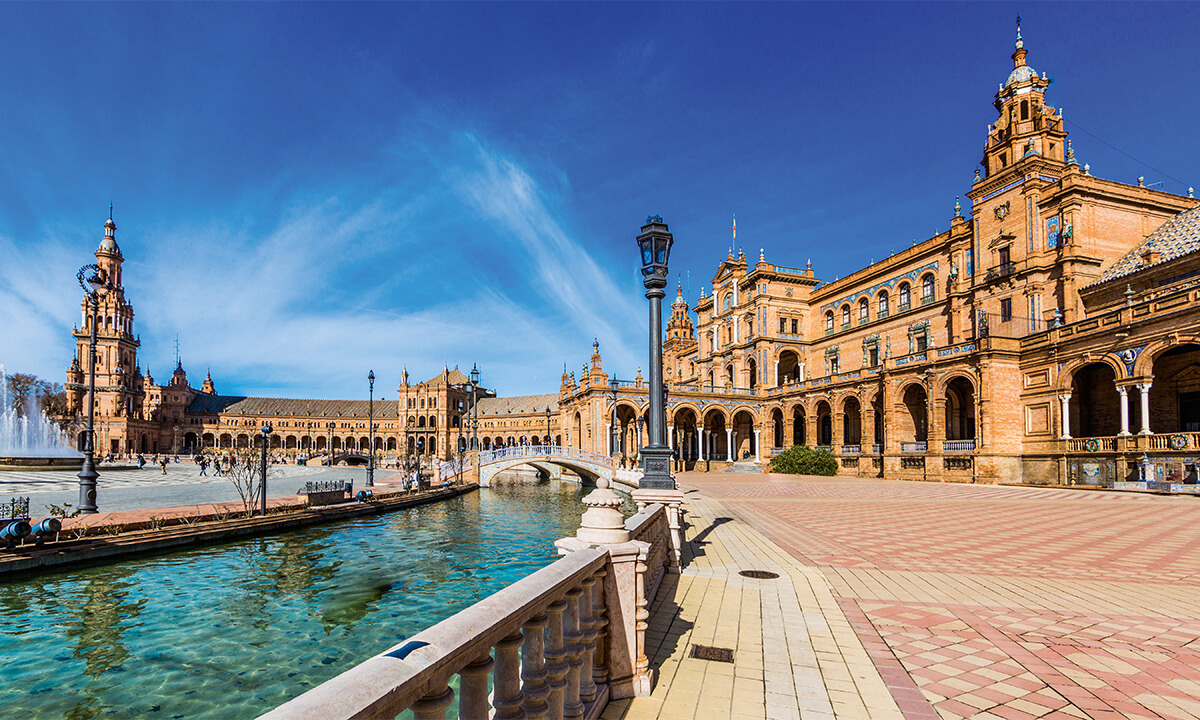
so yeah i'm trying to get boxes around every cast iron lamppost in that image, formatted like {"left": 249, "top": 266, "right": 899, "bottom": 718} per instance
{"left": 545, "top": 406, "right": 551, "bottom": 447}
{"left": 470, "top": 363, "right": 480, "bottom": 451}
{"left": 259, "top": 423, "right": 272, "bottom": 516}
{"left": 457, "top": 400, "right": 464, "bottom": 484}
{"left": 76, "top": 264, "right": 109, "bottom": 514}
{"left": 608, "top": 377, "right": 620, "bottom": 460}
{"left": 367, "top": 370, "right": 375, "bottom": 487}
{"left": 635, "top": 216, "right": 675, "bottom": 490}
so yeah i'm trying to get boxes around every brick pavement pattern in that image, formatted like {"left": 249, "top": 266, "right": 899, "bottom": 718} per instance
{"left": 679, "top": 472, "right": 1200, "bottom": 720}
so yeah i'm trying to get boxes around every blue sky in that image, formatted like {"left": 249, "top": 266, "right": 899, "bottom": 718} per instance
{"left": 1, "top": 2, "right": 1197, "bottom": 400}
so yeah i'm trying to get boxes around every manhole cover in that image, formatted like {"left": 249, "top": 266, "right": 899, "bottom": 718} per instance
{"left": 690, "top": 644, "right": 734, "bottom": 663}
{"left": 738, "top": 570, "right": 780, "bottom": 579}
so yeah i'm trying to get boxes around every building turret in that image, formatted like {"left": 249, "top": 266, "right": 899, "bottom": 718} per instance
{"left": 171, "top": 361, "right": 188, "bottom": 388}
{"left": 981, "top": 18, "right": 1068, "bottom": 179}
{"left": 201, "top": 371, "right": 216, "bottom": 394}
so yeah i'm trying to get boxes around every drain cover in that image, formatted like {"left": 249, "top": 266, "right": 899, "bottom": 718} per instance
{"left": 690, "top": 644, "right": 734, "bottom": 663}
{"left": 738, "top": 570, "right": 780, "bottom": 579}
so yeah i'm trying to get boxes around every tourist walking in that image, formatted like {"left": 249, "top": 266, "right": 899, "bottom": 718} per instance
{"left": 160, "top": 457, "right": 168, "bottom": 474}
{"left": 213, "top": 460, "right": 222, "bottom": 476}
{"left": 137, "top": 454, "right": 145, "bottom": 469}
{"left": 199, "top": 459, "right": 208, "bottom": 476}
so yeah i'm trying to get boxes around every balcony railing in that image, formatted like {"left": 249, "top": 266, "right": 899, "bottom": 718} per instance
{"left": 1066, "top": 436, "right": 1118, "bottom": 452}
{"left": 840, "top": 444, "right": 861, "bottom": 454}
{"left": 943, "top": 440, "right": 976, "bottom": 453}
{"left": 870, "top": 444, "right": 882, "bottom": 454}
{"left": 901, "top": 441, "right": 928, "bottom": 453}
{"left": 985, "top": 262, "right": 1017, "bottom": 282}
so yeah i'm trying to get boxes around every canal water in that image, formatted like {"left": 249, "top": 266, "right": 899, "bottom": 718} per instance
{"left": 0, "top": 479, "right": 629, "bottom": 719}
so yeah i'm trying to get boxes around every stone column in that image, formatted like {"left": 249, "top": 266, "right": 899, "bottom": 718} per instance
{"left": 699, "top": 431, "right": 706, "bottom": 462}
{"left": 774, "top": 359, "right": 780, "bottom": 386}
{"left": 1117, "top": 386, "right": 1132, "bottom": 436}
{"left": 1138, "top": 383, "right": 1153, "bottom": 435}
{"left": 753, "top": 429, "right": 761, "bottom": 462}
{"left": 667, "top": 425, "right": 674, "bottom": 451}
{"left": 605, "top": 423, "right": 611, "bottom": 455}
{"left": 725, "top": 428, "right": 733, "bottom": 461}
{"left": 1059, "top": 394, "right": 1072, "bottom": 440}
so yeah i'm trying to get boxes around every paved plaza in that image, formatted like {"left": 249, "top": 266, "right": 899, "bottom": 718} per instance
{"left": 0, "top": 462, "right": 357, "bottom": 514}
{"left": 607, "top": 473, "right": 1200, "bottom": 720}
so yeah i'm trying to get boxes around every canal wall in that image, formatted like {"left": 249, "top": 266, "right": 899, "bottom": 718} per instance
{"left": 0, "top": 484, "right": 478, "bottom": 578}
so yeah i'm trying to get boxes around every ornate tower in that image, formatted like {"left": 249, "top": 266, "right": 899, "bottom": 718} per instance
{"left": 67, "top": 213, "right": 142, "bottom": 422}
{"left": 981, "top": 18, "right": 1068, "bottom": 179}
{"left": 665, "top": 282, "right": 695, "bottom": 348}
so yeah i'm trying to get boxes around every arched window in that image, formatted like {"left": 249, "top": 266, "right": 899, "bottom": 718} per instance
{"left": 841, "top": 305, "right": 851, "bottom": 326}
{"left": 858, "top": 298, "right": 869, "bottom": 322}
{"left": 899, "top": 283, "right": 911, "bottom": 308}
{"left": 921, "top": 274, "right": 935, "bottom": 302}
{"left": 878, "top": 290, "right": 889, "bottom": 316}
{"left": 1020, "top": 99, "right": 1029, "bottom": 120}
{"left": 825, "top": 311, "right": 835, "bottom": 332}
{"left": 723, "top": 294, "right": 732, "bottom": 311}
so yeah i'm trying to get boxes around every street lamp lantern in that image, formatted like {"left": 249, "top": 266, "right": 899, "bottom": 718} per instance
{"left": 75, "top": 263, "right": 110, "bottom": 514}
{"left": 259, "top": 423, "right": 273, "bottom": 516}
{"left": 634, "top": 217, "right": 675, "bottom": 490}
{"left": 637, "top": 215, "right": 673, "bottom": 282}
{"left": 367, "top": 370, "right": 375, "bottom": 487}
{"left": 545, "top": 406, "right": 551, "bottom": 446}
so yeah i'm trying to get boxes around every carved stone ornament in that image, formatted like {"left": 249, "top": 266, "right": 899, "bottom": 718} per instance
{"left": 994, "top": 201, "right": 1011, "bottom": 220}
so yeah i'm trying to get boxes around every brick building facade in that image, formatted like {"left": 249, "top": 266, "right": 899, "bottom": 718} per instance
{"left": 64, "top": 27, "right": 1199, "bottom": 485}
{"left": 554, "top": 28, "right": 1200, "bottom": 485}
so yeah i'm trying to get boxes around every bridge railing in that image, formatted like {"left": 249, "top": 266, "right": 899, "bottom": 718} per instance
{"left": 260, "top": 498, "right": 677, "bottom": 719}
{"left": 479, "top": 444, "right": 612, "bottom": 467}
{"left": 259, "top": 546, "right": 611, "bottom": 720}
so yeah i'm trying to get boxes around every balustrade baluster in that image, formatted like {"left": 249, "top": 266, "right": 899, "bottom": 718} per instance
{"left": 577, "top": 576, "right": 598, "bottom": 705}
{"left": 459, "top": 652, "right": 495, "bottom": 718}
{"left": 544, "top": 599, "right": 569, "bottom": 720}
{"left": 563, "top": 587, "right": 585, "bottom": 718}
{"left": 521, "top": 612, "right": 551, "bottom": 720}
{"left": 590, "top": 569, "right": 609, "bottom": 690}
{"left": 411, "top": 685, "right": 455, "bottom": 720}
{"left": 634, "top": 552, "right": 651, "bottom": 685}
{"left": 493, "top": 630, "right": 525, "bottom": 719}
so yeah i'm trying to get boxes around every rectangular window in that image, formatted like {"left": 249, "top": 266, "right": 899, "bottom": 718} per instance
{"left": 830, "top": 357, "right": 839, "bottom": 374}
{"left": 999, "top": 246, "right": 1010, "bottom": 267}
{"left": 791, "top": 319, "right": 798, "bottom": 334}
{"left": 779, "top": 318, "right": 786, "bottom": 334}
{"left": 1000, "top": 298, "right": 1013, "bottom": 322}
{"left": 915, "top": 334, "right": 928, "bottom": 353}
{"left": 869, "top": 348, "right": 879, "bottom": 367}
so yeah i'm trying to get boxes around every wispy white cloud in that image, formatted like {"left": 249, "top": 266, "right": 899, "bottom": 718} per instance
{"left": 1, "top": 132, "right": 644, "bottom": 400}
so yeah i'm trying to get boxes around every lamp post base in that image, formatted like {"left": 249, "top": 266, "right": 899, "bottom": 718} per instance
{"left": 77, "top": 459, "right": 99, "bottom": 514}
{"left": 637, "top": 446, "right": 675, "bottom": 490}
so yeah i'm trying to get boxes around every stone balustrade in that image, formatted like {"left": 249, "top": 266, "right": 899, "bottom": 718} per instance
{"left": 259, "top": 480, "right": 680, "bottom": 720}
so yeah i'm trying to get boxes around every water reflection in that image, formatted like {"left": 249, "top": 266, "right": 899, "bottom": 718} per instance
{"left": 0, "top": 480, "right": 620, "bottom": 720}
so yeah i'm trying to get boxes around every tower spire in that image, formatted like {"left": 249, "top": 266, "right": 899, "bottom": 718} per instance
{"left": 1015, "top": 14, "right": 1023, "bottom": 51}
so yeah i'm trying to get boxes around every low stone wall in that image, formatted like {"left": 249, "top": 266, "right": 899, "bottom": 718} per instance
{"left": 0, "top": 485, "right": 477, "bottom": 577}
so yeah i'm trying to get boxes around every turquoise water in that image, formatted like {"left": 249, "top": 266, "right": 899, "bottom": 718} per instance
{"left": 0, "top": 481, "right": 623, "bottom": 719}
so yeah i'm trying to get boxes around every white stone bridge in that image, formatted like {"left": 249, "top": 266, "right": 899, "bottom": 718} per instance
{"left": 472, "top": 445, "right": 615, "bottom": 487}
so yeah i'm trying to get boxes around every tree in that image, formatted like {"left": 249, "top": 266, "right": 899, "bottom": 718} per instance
{"left": 220, "top": 446, "right": 279, "bottom": 516}
{"left": 4, "top": 372, "right": 68, "bottom": 420}
{"left": 769, "top": 445, "right": 838, "bottom": 476}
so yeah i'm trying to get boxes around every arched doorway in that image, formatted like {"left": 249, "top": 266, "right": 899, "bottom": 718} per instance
{"left": 792, "top": 405, "right": 806, "bottom": 445}
{"left": 900, "top": 384, "right": 929, "bottom": 442}
{"left": 748, "top": 358, "right": 758, "bottom": 389}
{"left": 1148, "top": 344, "right": 1200, "bottom": 433}
{"left": 732, "top": 410, "right": 756, "bottom": 460}
{"left": 1070, "top": 363, "right": 1120, "bottom": 438}
{"left": 944, "top": 377, "right": 976, "bottom": 441}
{"left": 842, "top": 397, "right": 862, "bottom": 446}
{"left": 703, "top": 409, "right": 728, "bottom": 461}
{"left": 613, "top": 403, "right": 640, "bottom": 466}
{"left": 672, "top": 408, "right": 700, "bottom": 466}
{"left": 778, "top": 350, "right": 801, "bottom": 386}
{"left": 815, "top": 401, "right": 833, "bottom": 446}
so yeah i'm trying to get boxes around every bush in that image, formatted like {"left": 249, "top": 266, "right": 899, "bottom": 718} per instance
{"left": 769, "top": 445, "right": 838, "bottom": 476}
